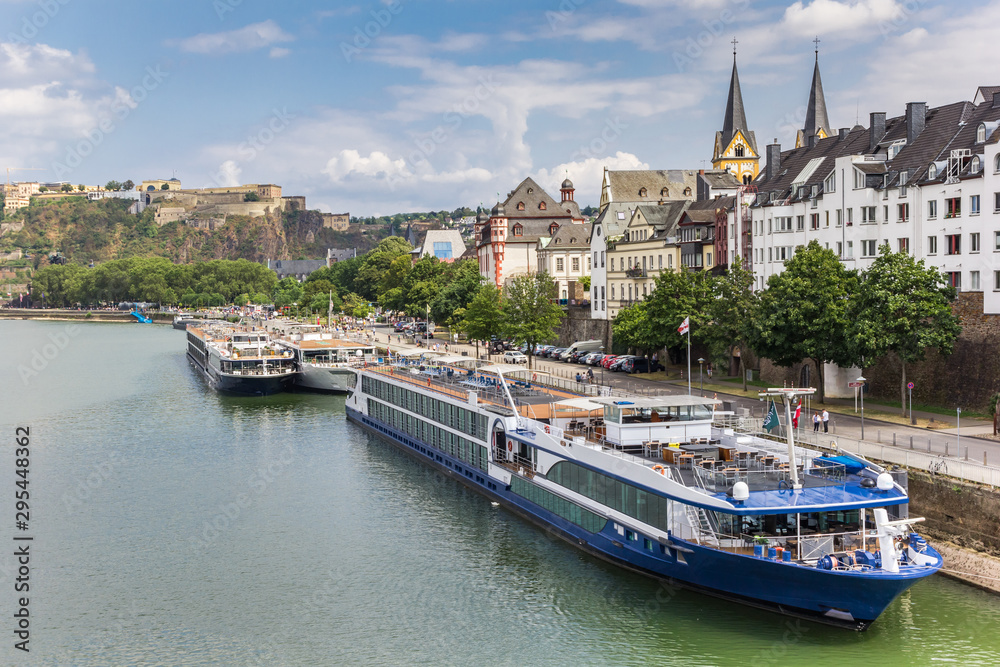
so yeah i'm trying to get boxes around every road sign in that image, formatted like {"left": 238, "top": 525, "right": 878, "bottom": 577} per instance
{"left": 907, "top": 382, "right": 914, "bottom": 389}
{"left": 848, "top": 381, "right": 864, "bottom": 388}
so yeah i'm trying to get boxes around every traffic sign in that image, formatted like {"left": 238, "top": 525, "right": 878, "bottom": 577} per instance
{"left": 848, "top": 381, "right": 864, "bottom": 388}
{"left": 907, "top": 382, "right": 914, "bottom": 389}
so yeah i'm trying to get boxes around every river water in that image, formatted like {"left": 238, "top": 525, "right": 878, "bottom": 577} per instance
{"left": 0, "top": 320, "right": 998, "bottom": 666}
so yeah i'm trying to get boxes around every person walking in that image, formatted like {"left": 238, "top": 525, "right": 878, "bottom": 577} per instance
{"left": 822, "top": 409, "right": 829, "bottom": 433}
{"left": 587, "top": 368, "right": 594, "bottom": 384}
{"left": 813, "top": 412, "right": 820, "bottom": 432}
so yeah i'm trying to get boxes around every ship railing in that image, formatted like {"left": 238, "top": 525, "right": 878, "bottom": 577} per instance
{"left": 691, "top": 460, "right": 847, "bottom": 494}
{"left": 676, "top": 524, "right": 876, "bottom": 562}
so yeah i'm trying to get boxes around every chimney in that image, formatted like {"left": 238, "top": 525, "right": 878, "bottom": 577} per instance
{"left": 807, "top": 134, "right": 818, "bottom": 149}
{"left": 765, "top": 142, "right": 781, "bottom": 181}
{"left": 839, "top": 127, "right": 849, "bottom": 140}
{"left": 992, "top": 92, "right": 1000, "bottom": 109}
{"left": 869, "top": 112, "right": 886, "bottom": 152}
{"left": 906, "top": 102, "right": 926, "bottom": 145}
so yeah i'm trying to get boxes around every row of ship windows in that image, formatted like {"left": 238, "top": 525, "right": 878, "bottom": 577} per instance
{"left": 509, "top": 476, "right": 606, "bottom": 534}
{"left": 367, "top": 399, "right": 488, "bottom": 473}
{"left": 546, "top": 460, "right": 672, "bottom": 534}
{"left": 362, "top": 376, "right": 488, "bottom": 440}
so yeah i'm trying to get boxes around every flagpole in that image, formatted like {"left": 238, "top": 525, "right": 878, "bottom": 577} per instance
{"left": 686, "top": 326, "right": 691, "bottom": 396}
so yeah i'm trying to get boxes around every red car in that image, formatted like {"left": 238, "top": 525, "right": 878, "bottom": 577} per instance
{"left": 601, "top": 355, "right": 618, "bottom": 369}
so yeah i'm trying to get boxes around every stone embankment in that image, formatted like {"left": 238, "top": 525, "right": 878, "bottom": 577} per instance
{"left": 0, "top": 308, "right": 172, "bottom": 323}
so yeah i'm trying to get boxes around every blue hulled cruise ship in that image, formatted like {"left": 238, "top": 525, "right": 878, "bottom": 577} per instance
{"left": 346, "top": 353, "right": 941, "bottom": 630}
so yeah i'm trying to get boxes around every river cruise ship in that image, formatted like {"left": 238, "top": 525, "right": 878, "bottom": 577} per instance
{"left": 269, "top": 322, "right": 376, "bottom": 393}
{"left": 346, "top": 355, "right": 942, "bottom": 630}
{"left": 185, "top": 322, "right": 297, "bottom": 395}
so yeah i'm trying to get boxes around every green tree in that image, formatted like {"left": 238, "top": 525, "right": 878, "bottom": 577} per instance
{"left": 355, "top": 236, "right": 412, "bottom": 301}
{"left": 122, "top": 180, "right": 135, "bottom": 191}
{"left": 342, "top": 292, "right": 369, "bottom": 319}
{"left": 751, "top": 241, "right": 859, "bottom": 403}
{"left": 852, "top": 244, "right": 961, "bottom": 414}
{"left": 579, "top": 275, "right": 591, "bottom": 292}
{"left": 105, "top": 180, "right": 122, "bottom": 192}
{"left": 504, "top": 273, "right": 564, "bottom": 369}
{"left": 461, "top": 284, "right": 504, "bottom": 359}
{"left": 644, "top": 268, "right": 717, "bottom": 362}
{"left": 160, "top": 184, "right": 169, "bottom": 190}
{"left": 612, "top": 300, "right": 655, "bottom": 355}
{"left": 77, "top": 184, "right": 86, "bottom": 192}
{"left": 244, "top": 192, "right": 260, "bottom": 202}
{"left": 430, "top": 259, "right": 481, "bottom": 324}
{"left": 704, "top": 256, "right": 758, "bottom": 389}
{"left": 60, "top": 183, "right": 73, "bottom": 192}
{"left": 272, "top": 277, "right": 304, "bottom": 308}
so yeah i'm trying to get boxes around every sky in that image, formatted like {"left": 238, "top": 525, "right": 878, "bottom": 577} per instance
{"left": 0, "top": 0, "right": 996, "bottom": 216}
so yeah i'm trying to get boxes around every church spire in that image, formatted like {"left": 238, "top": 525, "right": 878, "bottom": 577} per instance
{"left": 798, "top": 38, "right": 831, "bottom": 147}
{"left": 712, "top": 38, "right": 759, "bottom": 184}
{"left": 721, "top": 41, "right": 750, "bottom": 151}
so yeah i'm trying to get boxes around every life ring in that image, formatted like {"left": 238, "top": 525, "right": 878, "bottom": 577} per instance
{"left": 652, "top": 464, "right": 666, "bottom": 475}
{"left": 532, "top": 373, "right": 537, "bottom": 382}
{"left": 507, "top": 440, "right": 513, "bottom": 452}
{"left": 544, "top": 425, "right": 550, "bottom": 434}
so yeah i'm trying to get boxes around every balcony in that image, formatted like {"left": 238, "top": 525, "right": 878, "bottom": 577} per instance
{"left": 625, "top": 266, "right": 646, "bottom": 278}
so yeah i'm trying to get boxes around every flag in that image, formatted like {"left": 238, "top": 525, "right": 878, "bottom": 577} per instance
{"left": 792, "top": 403, "right": 801, "bottom": 428}
{"left": 763, "top": 400, "right": 780, "bottom": 432}
{"left": 678, "top": 317, "right": 689, "bottom": 335}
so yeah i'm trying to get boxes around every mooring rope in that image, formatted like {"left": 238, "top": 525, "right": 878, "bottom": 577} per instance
{"left": 939, "top": 568, "right": 1000, "bottom": 582}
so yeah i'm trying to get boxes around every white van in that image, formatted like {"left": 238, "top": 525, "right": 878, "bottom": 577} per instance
{"left": 559, "top": 339, "right": 603, "bottom": 361}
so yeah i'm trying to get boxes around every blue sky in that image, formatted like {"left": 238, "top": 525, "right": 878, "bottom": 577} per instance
{"left": 0, "top": 0, "right": 995, "bottom": 216}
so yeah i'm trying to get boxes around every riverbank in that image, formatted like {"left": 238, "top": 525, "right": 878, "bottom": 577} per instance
{"left": 0, "top": 308, "right": 173, "bottom": 323}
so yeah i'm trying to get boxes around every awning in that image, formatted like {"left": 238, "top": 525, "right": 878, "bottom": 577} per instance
{"left": 553, "top": 397, "right": 605, "bottom": 411}
{"left": 479, "top": 364, "right": 531, "bottom": 375}
{"left": 590, "top": 395, "right": 722, "bottom": 408}
{"left": 429, "top": 355, "right": 473, "bottom": 364}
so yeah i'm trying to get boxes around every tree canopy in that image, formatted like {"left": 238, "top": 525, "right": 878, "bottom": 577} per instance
{"left": 504, "top": 272, "right": 564, "bottom": 369}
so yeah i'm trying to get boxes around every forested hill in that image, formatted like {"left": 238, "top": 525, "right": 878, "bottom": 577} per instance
{"left": 1, "top": 197, "right": 389, "bottom": 267}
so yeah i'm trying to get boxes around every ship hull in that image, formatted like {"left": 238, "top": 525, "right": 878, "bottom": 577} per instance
{"left": 346, "top": 405, "right": 937, "bottom": 630}
{"left": 294, "top": 365, "right": 356, "bottom": 393}
{"left": 187, "top": 348, "right": 294, "bottom": 396}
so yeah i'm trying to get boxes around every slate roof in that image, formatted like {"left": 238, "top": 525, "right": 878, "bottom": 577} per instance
{"left": 543, "top": 222, "right": 592, "bottom": 250}
{"left": 698, "top": 170, "right": 741, "bottom": 190}
{"left": 628, "top": 202, "right": 690, "bottom": 242}
{"left": 502, "top": 176, "right": 581, "bottom": 220}
{"left": 605, "top": 170, "right": 699, "bottom": 203}
{"left": 801, "top": 55, "right": 831, "bottom": 141}
{"left": 721, "top": 56, "right": 755, "bottom": 153}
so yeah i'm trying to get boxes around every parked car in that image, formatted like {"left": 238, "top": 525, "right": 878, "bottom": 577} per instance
{"left": 547, "top": 347, "right": 566, "bottom": 359}
{"left": 583, "top": 353, "right": 604, "bottom": 365}
{"left": 393, "top": 322, "right": 409, "bottom": 333}
{"left": 503, "top": 351, "right": 528, "bottom": 364}
{"left": 570, "top": 350, "right": 591, "bottom": 363}
{"left": 623, "top": 357, "right": 659, "bottom": 374}
{"left": 535, "top": 345, "right": 554, "bottom": 356}
{"left": 601, "top": 355, "right": 618, "bottom": 369}
{"left": 610, "top": 355, "right": 636, "bottom": 372}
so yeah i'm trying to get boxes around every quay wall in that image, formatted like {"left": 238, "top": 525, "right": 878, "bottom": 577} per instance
{"left": 557, "top": 305, "right": 610, "bottom": 349}
{"left": 906, "top": 471, "right": 1000, "bottom": 593}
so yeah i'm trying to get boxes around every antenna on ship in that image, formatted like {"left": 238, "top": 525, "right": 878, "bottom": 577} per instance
{"left": 757, "top": 386, "right": 815, "bottom": 490}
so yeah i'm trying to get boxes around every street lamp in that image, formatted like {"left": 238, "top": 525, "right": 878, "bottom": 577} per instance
{"left": 698, "top": 358, "right": 705, "bottom": 394}
{"left": 857, "top": 375, "right": 866, "bottom": 440}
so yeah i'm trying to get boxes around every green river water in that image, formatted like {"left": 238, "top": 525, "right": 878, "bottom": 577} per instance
{"left": 0, "top": 320, "right": 998, "bottom": 666}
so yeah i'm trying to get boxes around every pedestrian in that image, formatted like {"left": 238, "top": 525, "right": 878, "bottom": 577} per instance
{"left": 587, "top": 368, "right": 594, "bottom": 383}
{"left": 445, "top": 343, "right": 449, "bottom": 353}
{"left": 822, "top": 409, "right": 829, "bottom": 433}
{"left": 813, "top": 412, "right": 820, "bottom": 432}
{"left": 576, "top": 372, "right": 582, "bottom": 384}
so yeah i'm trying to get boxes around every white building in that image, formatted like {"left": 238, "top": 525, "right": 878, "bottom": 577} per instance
{"left": 536, "top": 222, "right": 592, "bottom": 303}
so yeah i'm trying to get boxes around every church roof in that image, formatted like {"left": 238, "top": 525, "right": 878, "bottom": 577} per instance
{"left": 802, "top": 55, "right": 831, "bottom": 140}
{"left": 721, "top": 56, "right": 757, "bottom": 154}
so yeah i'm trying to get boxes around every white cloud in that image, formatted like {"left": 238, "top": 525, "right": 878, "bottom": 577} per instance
{"left": 323, "top": 149, "right": 409, "bottom": 183}
{"left": 214, "top": 160, "right": 241, "bottom": 187}
{"left": 173, "top": 20, "right": 294, "bottom": 55}
{"left": 781, "top": 0, "right": 904, "bottom": 36}
{"left": 269, "top": 47, "right": 290, "bottom": 58}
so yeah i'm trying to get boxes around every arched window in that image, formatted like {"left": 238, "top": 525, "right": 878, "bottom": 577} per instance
{"left": 743, "top": 174, "right": 752, "bottom": 185}
{"left": 735, "top": 145, "right": 745, "bottom": 157}
{"left": 639, "top": 187, "right": 647, "bottom": 197}
{"left": 928, "top": 163, "right": 937, "bottom": 179}
{"left": 527, "top": 187, "right": 534, "bottom": 194}
{"left": 517, "top": 201, "right": 525, "bottom": 211}
{"left": 513, "top": 224, "right": 523, "bottom": 236}
{"left": 977, "top": 124, "right": 986, "bottom": 143}
{"left": 661, "top": 188, "right": 669, "bottom": 197}
{"left": 995, "top": 154, "right": 1000, "bottom": 173}
{"left": 538, "top": 201, "right": 547, "bottom": 210}
{"left": 549, "top": 223, "right": 559, "bottom": 235}
{"left": 683, "top": 187, "right": 692, "bottom": 196}
{"left": 971, "top": 156, "right": 981, "bottom": 173}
